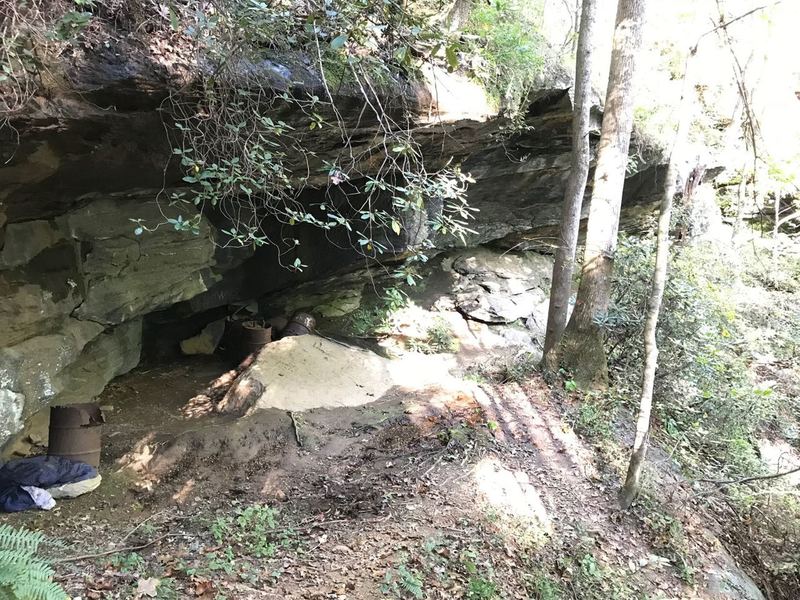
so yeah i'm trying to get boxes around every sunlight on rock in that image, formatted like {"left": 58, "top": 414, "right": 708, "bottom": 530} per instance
{"left": 473, "top": 457, "right": 552, "bottom": 544}
{"left": 382, "top": 302, "right": 441, "bottom": 341}
{"left": 418, "top": 64, "right": 496, "bottom": 123}
{"left": 216, "top": 335, "right": 466, "bottom": 414}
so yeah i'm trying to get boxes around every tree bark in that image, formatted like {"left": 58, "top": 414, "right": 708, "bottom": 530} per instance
{"left": 541, "top": 0, "right": 599, "bottom": 372}
{"left": 618, "top": 160, "right": 676, "bottom": 508}
{"left": 619, "top": 44, "right": 697, "bottom": 509}
{"left": 559, "top": 0, "right": 649, "bottom": 389}
{"left": 735, "top": 163, "right": 747, "bottom": 235}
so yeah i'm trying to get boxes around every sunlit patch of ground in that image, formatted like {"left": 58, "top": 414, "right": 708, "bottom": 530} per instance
{"left": 473, "top": 456, "right": 553, "bottom": 546}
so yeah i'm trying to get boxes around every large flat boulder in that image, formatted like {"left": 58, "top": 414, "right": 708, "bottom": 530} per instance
{"left": 218, "top": 335, "right": 459, "bottom": 415}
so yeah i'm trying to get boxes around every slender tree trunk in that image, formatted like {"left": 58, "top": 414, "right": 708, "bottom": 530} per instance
{"left": 620, "top": 1, "right": 784, "bottom": 508}
{"left": 772, "top": 195, "right": 780, "bottom": 268}
{"left": 619, "top": 45, "right": 697, "bottom": 509}
{"left": 542, "top": 0, "right": 599, "bottom": 371}
{"left": 735, "top": 164, "right": 746, "bottom": 235}
{"left": 559, "top": 0, "right": 649, "bottom": 389}
{"left": 618, "top": 163, "right": 676, "bottom": 508}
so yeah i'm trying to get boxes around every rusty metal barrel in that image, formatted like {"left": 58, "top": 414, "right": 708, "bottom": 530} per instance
{"left": 280, "top": 312, "right": 316, "bottom": 337}
{"left": 238, "top": 321, "right": 272, "bottom": 355}
{"left": 47, "top": 403, "right": 104, "bottom": 468}
{"left": 225, "top": 319, "right": 272, "bottom": 362}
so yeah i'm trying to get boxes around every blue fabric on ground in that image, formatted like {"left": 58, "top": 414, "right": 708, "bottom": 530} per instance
{"left": 0, "top": 478, "right": 38, "bottom": 512}
{"left": 0, "top": 456, "right": 98, "bottom": 512}
{"left": 0, "top": 455, "right": 97, "bottom": 487}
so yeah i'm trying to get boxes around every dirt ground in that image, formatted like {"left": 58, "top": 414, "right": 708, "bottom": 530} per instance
{"left": 4, "top": 352, "right": 749, "bottom": 599}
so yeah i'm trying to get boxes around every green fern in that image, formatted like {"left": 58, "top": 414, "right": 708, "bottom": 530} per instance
{"left": 382, "top": 562, "right": 424, "bottom": 599}
{"left": 0, "top": 525, "right": 45, "bottom": 554}
{"left": 396, "top": 565, "right": 424, "bottom": 599}
{"left": 0, "top": 525, "right": 67, "bottom": 600}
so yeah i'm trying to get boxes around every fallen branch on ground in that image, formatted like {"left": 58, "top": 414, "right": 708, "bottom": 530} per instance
{"left": 698, "top": 465, "right": 800, "bottom": 489}
{"left": 54, "top": 533, "right": 187, "bottom": 563}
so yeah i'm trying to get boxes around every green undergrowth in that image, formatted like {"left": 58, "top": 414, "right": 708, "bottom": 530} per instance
{"left": 381, "top": 537, "right": 500, "bottom": 599}
{"left": 346, "top": 286, "right": 410, "bottom": 336}
{"left": 566, "top": 392, "right": 620, "bottom": 442}
{"left": 407, "top": 317, "right": 459, "bottom": 354}
{"left": 633, "top": 491, "right": 697, "bottom": 585}
{"left": 520, "top": 533, "right": 651, "bottom": 600}
{"left": 208, "top": 503, "right": 296, "bottom": 560}
{"left": 605, "top": 231, "right": 800, "bottom": 588}
{"left": 606, "top": 234, "right": 794, "bottom": 479}
{"left": 97, "top": 502, "right": 299, "bottom": 597}
{"left": 464, "top": 0, "right": 548, "bottom": 117}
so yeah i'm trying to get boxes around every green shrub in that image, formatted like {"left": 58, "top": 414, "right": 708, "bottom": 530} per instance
{"left": 463, "top": 554, "right": 497, "bottom": 599}
{"left": 408, "top": 318, "right": 459, "bottom": 354}
{"left": 209, "top": 503, "right": 288, "bottom": 558}
{"left": 606, "top": 231, "right": 800, "bottom": 596}
{"left": 347, "top": 287, "right": 409, "bottom": 336}
{"left": 467, "top": 576, "right": 497, "bottom": 599}
{"left": 465, "top": 0, "right": 547, "bottom": 116}
{"left": 382, "top": 561, "right": 424, "bottom": 599}
{"left": 605, "top": 235, "right": 785, "bottom": 477}
{"left": 109, "top": 551, "right": 145, "bottom": 573}
{"left": 635, "top": 492, "right": 696, "bottom": 584}
{"left": 552, "top": 542, "right": 639, "bottom": 599}
{"left": 567, "top": 394, "right": 618, "bottom": 441}
{"left": 525, "top": 570, "right": 562, "bottom": 600}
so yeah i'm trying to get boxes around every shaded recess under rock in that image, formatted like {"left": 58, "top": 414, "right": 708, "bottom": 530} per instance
{"left": 0, "top": 32, "right": 666, "bottom": 450}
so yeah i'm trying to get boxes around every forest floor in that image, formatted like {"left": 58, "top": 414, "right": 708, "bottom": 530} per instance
{"left": 7, "top": 352, "right": 760, "bottom": 600}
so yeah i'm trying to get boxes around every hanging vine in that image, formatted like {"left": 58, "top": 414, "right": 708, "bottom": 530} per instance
{"left": 129, "top": 0, "right": 480, "bottom": 282}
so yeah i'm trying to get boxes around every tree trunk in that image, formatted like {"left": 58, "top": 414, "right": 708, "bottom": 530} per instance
{"left": 619, "top": 43, "right": 698, "bottom": 509}
{"left": 772, "top": 195, "right": 780, "bottom": 268}
{"left": 735, "top": 163, "right": 746, "bottom": 235}
{"left": 541, "top": 0, "right": 599, "bottom": 372}
{"left": 559, "top": 0, "right": 649, "bottom": 389}
{"left": 617, "top": 160, "right": 675, "bottom": 508}
{"left": 620, "top": 0, "right": 783, "bottom": 509}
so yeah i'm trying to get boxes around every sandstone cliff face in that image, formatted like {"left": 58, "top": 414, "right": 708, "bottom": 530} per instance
{"left": 0, "top": 197, "right": 220, "bottom": 442}
{"left": 0, "top": 39, "right": 663, "bottom": 448}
